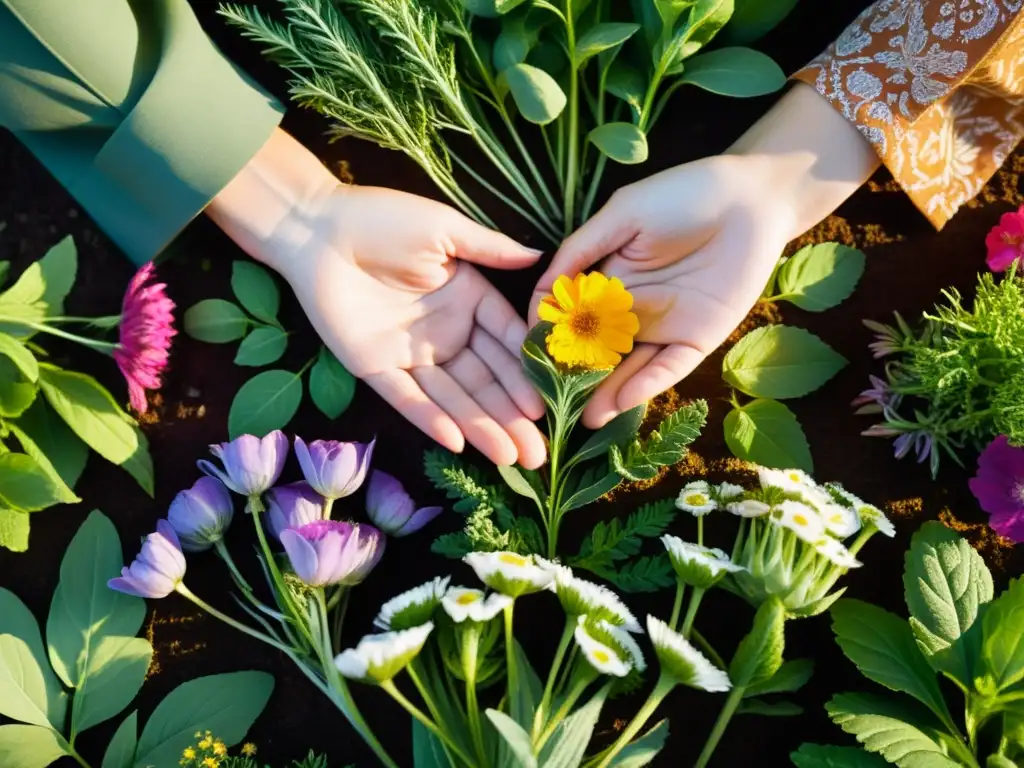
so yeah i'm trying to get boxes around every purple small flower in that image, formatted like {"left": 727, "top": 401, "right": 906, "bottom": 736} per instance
{"left": 281, "top": 521, "right": 385, "bottom": 587}
{"left": 267, "top": 481, "right": 327, "bottom": 540}
{"left": 863, "top": 319, "right": 902, "bottom": 358}
{"left": 969, "top": 435, "right": 1024, "bottom": 542}
{"left": 198, "top": 431, "right": 288, "bottom": 498}
{"left": 851, "top": 375, "right": 903, "bottom": 415}
{"left": 893, "top": 430, "right": 934, "bottom": 464}
{"left": 167, "top": 476, "right": 235, "bottom": 552}
{"left": 366, "top": 470, "right": 443, "bottom": 537}
{"left": 109, "top": 520, "right": 186, "bottom": 599}
{"left": 295, "top": 437, "right": 375, "bottom": 501}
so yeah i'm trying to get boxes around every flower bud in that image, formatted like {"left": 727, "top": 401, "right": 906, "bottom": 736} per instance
{"left": 366, "top": 470, "right": 443, "bottom": 536}
{"left": 167, "top": 477, "right": 234, "bottom": 552}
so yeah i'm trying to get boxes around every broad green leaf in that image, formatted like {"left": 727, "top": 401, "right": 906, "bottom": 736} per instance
{"left": 903, "top": 521, "right": 992, "bottom": 684}
{"left": 679, "top": 0, "right": 734, "bottom": 51}
{"left": 0, "top": 724, "right": 68, "bottom": 768}
{"left": 521, "top": 323, "right": 559, "bottom": 406}
{"left": 722, "top": 0, "right": 799, "bottom": 44}
{"left": 227, "top": 369, "right": 303, "bottom": 439}
{"left": 745, "top": 658, "right": 814, "bottom": 697}
{"left": 72, "top": 636, "right": 151, "bottom": 735}
{"left": 563, "top": 464, "right": 622, "bottom": 511}
{"left": 987, "top": 756, "right": 1017, "bottom": 768}
{"left": 611, "top": 400, "right": 708, "bottom": 480}
{"left": 0, "top": 334, "right": 38, "bottom": 381}
{"left": 736, "top": 699, "right": 803, "bottom": 716}
{"left": 576, "top": 23, "right": 640, "bottom": 67}
{"left": 0, "top": 356, "right": 38, "bottom": 418}
{"left": 607, "top": 719, "right": 669, "bottom": 767}
{"left": 0, "top": 260, "right": 8, "bottom": 287}
{"left": 102, "top": 712, "right": 138, "bottom": 768}
{"left": 679, "top": 47, "right": 784, "bottom": 96}
{"left": 461, "top": 0, "right": 500, "bottom": 16}
{"left": 831, "top": 600, "right": 952, "bottom": 725}
{"left": 231, "top": 261, "right": 280, "bottom": 325}
{"left": 730, "top": 597, "right": 785, "bottom": 687}
{"left": 47, "top": 510, "right": 146, "bottom": 690}
{"left": 722, "top": 325, "right": 847, "bottom": 399}
{"left": 0, "top": 235, "right": 77, "bottom": 339}
{"left": 826, "top": 692, "right": 959, "bottom": 767}
{"left": 589, "top": 122, "right": 649, "bottom": 164}
{"left": 6, "top": 423, "right": 80, "bottom": 504}
{"left": 0, "top": 634, "right": 55, "bottom": 727}
{"left": 981, "top": 577, "right": 1024, "bottom": 692}
{"left": 411, "top": 719, "right": 448, "bottom": 768}
{"left": 574, "top": 404, "right": 646, "bottom": 464}
{"left": 134, "top": 672, "right": 274, "bottom": 768}
{"left": 501, "top": 63, "right": 567, "bottom": 124}
{"left": 308, "top": 347, "right": 356, "bottom": 419}
{"left": 724, "top": 399, "right": 812, "bottom": 472}
{"left": 497, "top": 463, "right": 543, "bottom": 506}
{"left": 118, "top": 421, "right": 154, "bottom": 497}
{"left": 234, "top": 326, "right": 287, "bottom": 367}
{"left": 38, "top": 237, "right": 77, "bottom": 315}
{"left": 0, "top": 590, "right": 64, "bottom": 726}
{"left": 510, "top": 640, "right": 543, "bottom": 728}
{"left": 496, "top": 0, "right": 529, "bottom": 12}
{"left": 183, "top": 299, "right": 249, "bottom": 343}
{"left": 775, "top": 243, "right": 867, "bottom": 312}
{"left": 0, "top": 453, "right": 69, "bottom": 511}
{"left": 486, "top": 709, "right": 537, "bottom": 768}
{"left": 540, "top": 686, "right": 608, "bottom": 767}
{"left": 39, "top": 366, "right": 138, "bottom": 465}
{"left": 12, "top": 398, "right": 88, "bottom": 490}
{"left": 493, "top": 16, "right": 537, "bottom": 71}
{"left": 606, "top": 60, "right": 646, "bottom": 111}
{"left": 0, "top": 508, "right": 30, "bottom": 552}
{"left": 790, "top": 743, "right": 889, "bottom": 768}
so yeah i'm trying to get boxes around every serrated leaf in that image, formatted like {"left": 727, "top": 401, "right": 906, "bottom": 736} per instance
{"left": 0, "top": 355, "right": 38, "bottom": 418}
{"left": 231, "top": 261, "right": 280, "bottom": 324}
{"left": 731, "top": 597, "right": 786, "bottom": 687}
{"left": 0, "top": 724, "right": 68, "bottom": 768}
{"left": 500, "top": 63, "right": 567, "bottom": 124}
{"left": 723, "top": 325, "right": 847, "bottom": 399}
{"left": 0, "top": 508, "right": 30, "bottom": 552}
{"left": 0, "top": 453, "right": 70, "bottom": 511}
{"left": 607, "top": 554, "right": 676, "bottom": 593}
{"left": 431, "top": 532, "right": 473, "bottom": 559}
{"left": 234, "top": 326, "right": 287, "bottom": 366}
{"left": 102, "top": 711, "right": 137, "bottom": 768}
{"left": 228, "top": 369, "right": 303, "bottom": 438}
{"left": 607, "top": 719, "right": 669, "bottom": 767}
{"left": 576, "top": 23, "right": 640, "bottom": 67}
{"left": 724, "top": 399, "right": 812, "bottom": 472}
{"left": 790, "top": 743, "right": 889, "bottom": 768}
{"left": 0, "top": 236, "right": 77, "bottom": 340}
{"left": 0, "top": 334, "right": 38, "bottom": 382}
{"left": 573, "top": 404, "right": 646, "bottom": 464}
{"left": 183, "top": 299, "right": 249, "bottom": 343}
{"left": 612, "top": 400, "right": 708, "bottom": 480}
{"left": 679, "top": 47, "right": 785, "bottom": 96}
{"left": 308, "top": 347, "right": 356, "bottom": 419}
{"left": 775, "top": 243, "right": 866, "bottom": 312}
{"left": 745, "top": 658, "right": 814, "bottom": 697}
{"left": 572, "top": 499, "right": 676, "bottom": 572}
{"left": 981, "top": 577, "right": 1024, "bottom": 692}
{"left": 589, "top": 122, "right": 649, "bottom": 164}
{"left": 12, "top": 398, "right": 88, "bottom": 490}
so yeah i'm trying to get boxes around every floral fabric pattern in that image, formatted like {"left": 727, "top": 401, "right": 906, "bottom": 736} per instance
{"left": 795, "top": 1, "right": 1024, "bottom": 228}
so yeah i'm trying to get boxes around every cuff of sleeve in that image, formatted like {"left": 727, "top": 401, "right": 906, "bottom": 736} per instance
{"left": 67, "top": 0, "right": 284, "bottom": 265}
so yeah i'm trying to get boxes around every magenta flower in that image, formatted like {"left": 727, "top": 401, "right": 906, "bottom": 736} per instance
{"left": 280, "top": 521, "right": 385, "bottom": 587}
{"left": 167, "top": 476, "right": 234, "bottom": 552}
{"left": 267, "top": 481, "right": 327, "bottom": 540}
{"left": 985, "top": 206, "right": 1024, "bottom": 273}
{"left": 108, "top": 520, "right": 186, "bottom": 598}
{"left": 295, "top": 437, "right": 375, "bottom": 501}
{"left": 114, "top": 262, "right": 176, "bottom": 414}
{"left": 198, "top": 431, "right": 288, "bottom": 499}
{"left": 969, "top": 435, "right": 1024, "bottom": 542}
{"left": 366, "top": 470, "right": 443, "bottom": 537}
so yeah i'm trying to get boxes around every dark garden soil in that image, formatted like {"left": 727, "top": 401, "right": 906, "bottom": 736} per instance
{"left": 1, "top": 1, "right": 1023, "bottom": 766}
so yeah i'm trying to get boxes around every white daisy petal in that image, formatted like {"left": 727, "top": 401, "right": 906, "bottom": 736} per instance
{"left": 550, "top": 567, "right": 641, "bottom": 632}
{"left": 676, "top": 482, "right": 718, "bottom": 517}
{"left": 463, "top": 551, "right": 554, "bottom": 597}
{"left": 814, "top": 537, "right": 862, "bottom": 569}
{"left": 771, "top": 500, "right": 826, "bottom": 543}
{"left": 577, "top": 616, "right": 646, "bottom": 673}
{"left": 661, "top": 535, "right": 745, "bottom": 589}
{"left": 726, "top": 499, "right": 771, "bottom": 518}
{"left": 335, "top": 622, "right": 433, "bottom": 684}
{"left": 574, "top": 622, "right": 632, "bottom": 677}
{"left": 442, "top": 586, "right": 512, "bottom": 623}
{"left": 646, "top": 616, "right": 730, "bottom": 692}
{"left": 820, "top": 503, "right": 862, "bottom": 539}
{"left": 856, "top": 503, "right": 896, "bottom": 538}
{"left": 374, "top": 576, "right": 450, "bottom": 630}
{"left": 716, "top": 482, "right": 745, "bottom": 501}
{"left": 758, "top": 468, "right": 815, "bottom": 493}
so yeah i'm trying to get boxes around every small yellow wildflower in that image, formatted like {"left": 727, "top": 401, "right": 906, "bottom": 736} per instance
{"left": 213, "top": 742, "right": 227, "bottom": 756}
{"left": 538, "top": 272, "right": 639, "bottom": 369}
{"left": 202, "top": 758, "right": 219, "bottom": 768}
{"left": 241, "top": 743, "right": 258, "bottom": 757}
{"left": 182, "top": 747, "right": 197, "bottom": 760}
{"left": 198, "top": 735, "right": 213, "bottom": 750}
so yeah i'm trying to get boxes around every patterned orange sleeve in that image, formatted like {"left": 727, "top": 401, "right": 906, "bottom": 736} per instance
{"left": 794, "top": 1, "right": 1024, "bottom": 229}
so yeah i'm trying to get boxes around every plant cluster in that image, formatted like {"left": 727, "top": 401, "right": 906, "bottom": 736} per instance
{"left": 796, "top": 522, "right": 1024, "bottom": 768}
{"left": 0, "top": 511, "right": 271, "bottom": 768}
{"left": 177, "top": 733, "right": 334, "bottom": 768}
{"left": 857, "top": 266, "right": 1024, "bottom": 476}
{"left": 221, "top": 0, "right": 789, "bottom": 240}
{"left": 183, "top": 260, "right": 356, "bottom": 438}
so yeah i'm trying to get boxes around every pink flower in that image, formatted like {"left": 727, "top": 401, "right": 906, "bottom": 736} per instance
{"left": 985, "top": 206, "right": 1024, "bottom": 273}
{"left": 968, "top": 435, "right": 1024, "bottom": 542}
{"left": 114, "top": 263, "right": 175, "bottom": 413}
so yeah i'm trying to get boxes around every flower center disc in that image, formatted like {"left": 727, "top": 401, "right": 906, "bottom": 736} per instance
{"left": 570, "top": 308, "right": 600, "bottom": 339}
{"left": 1014, "top": 479, "right": 1024, "bottom": 504}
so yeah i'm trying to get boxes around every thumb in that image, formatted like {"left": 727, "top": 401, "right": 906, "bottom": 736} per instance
{"left": 446, "top": 214, "right": 544, "bottom": 270}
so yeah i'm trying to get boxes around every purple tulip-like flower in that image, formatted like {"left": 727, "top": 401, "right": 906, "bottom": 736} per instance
{"left": 167, "top": 476, "right": 235, "bottom": 552}
{"left": 851, "top": 375, "right": 903, "bottom": 415}
{"left": 295, "top": 437, "right": 375, "bottom": 501}
{"left": 198, "top": 431, "right": 288, "bottom": 502}
{"left": 366, "top": 470, "right": 443, "bottom": 537}
{"left": 281, "top": 521, "right": 385, "bottom": 587}
{"left": 267, "top": 481, "right": 327, "bottom": 540}
{"left": 969, "top": 435, "right": 1024, "bottom": 542}
{"left": 109, "top": 520, "right": 186, "bottom": 599}
{"left": 893, "top": 430, "right": 934, "bottom": 464}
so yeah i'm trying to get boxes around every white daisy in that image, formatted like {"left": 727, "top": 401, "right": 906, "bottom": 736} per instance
{"left": 374, "top": 576, "right": 450, "bottom": 630}
{"left": 824, "top": 483, "right": 863, "bottom": 509}
{"left": 856, "top": 503, "right": 896, "bottom": 538}
{"left": 441, "top": 587, "right": 511, "bottom": 623}
{"left": 549, "top": 566, "right": 641, "bottom": 632}
{"left": 335, "top": 622, "right": 433, "bottom": 684}
{"left": 463, "top": 551, "right": 554, "bottom": 597}
{"left": 574, "top": 621, "right": 632, "bottom": 677}
{"left": 646, "top": 616, "right": 730, "bottom": 692}
{"left": 676, "top": 481, "right": 717, "bottom": 516}
{"left": 578, "top": 615, "right": 646, "bottom": 673}
{"left": 772, "top": 501, "right": 826, "bottom": 543}
{"left": 661, "top": 535, "right": 745, "bottom": 590}
{"left": 716, "top": 482, "right": 745, "bottom": 501}
{"left": 813, "top": 537, "right": 862, "bottom": 569}
{"left": 758, "top": 467, "right": 815, "bottom": 493}
{"left": 726, "top": 499, "right": 771, "bottom": 518}
{"left": 819, "top": 503, "right": 862, "bottom": 539}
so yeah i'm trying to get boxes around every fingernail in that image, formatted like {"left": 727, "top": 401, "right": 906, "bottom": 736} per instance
{"left": 523, "top": 247, "right": 545, "bottom": 256}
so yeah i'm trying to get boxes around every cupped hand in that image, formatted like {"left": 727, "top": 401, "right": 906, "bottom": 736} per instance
{"left": 277, "top": 186, "right": 548, "bottom": 469}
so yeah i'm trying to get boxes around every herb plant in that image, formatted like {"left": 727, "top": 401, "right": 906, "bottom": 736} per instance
{"left": 177, "top": 734, "right": 336, "bottom": 768}
{"left": 0, "top": 510, "right": 272, "bottom": 768}
{"left": 798, "top": 521, "right": 1024, "bottom": 768}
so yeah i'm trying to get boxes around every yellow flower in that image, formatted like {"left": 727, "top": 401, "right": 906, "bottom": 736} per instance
{"left": 202, "top": 758, "right": 219, "bottom": 768}
{"left": 538, "top": 272, "right": 639, "bottom": 369}
{"left": 241, "top": 743, "right": 258, "bottom": 757}
{"left": 182, "top": 747, "right": 197, "bottom": 760}
{"left": 198, "top": 736, "right": 213, "bottom": 750}
{"left": 213, "top": 742, "right": 227, "bottom": 756}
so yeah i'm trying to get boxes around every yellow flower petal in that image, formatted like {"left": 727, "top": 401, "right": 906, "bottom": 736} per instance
{"left": 599, "top": 327, "right": 635, "bottom": 354}
{"left": 552, "top": 275, "right": 577, "bottom": 310}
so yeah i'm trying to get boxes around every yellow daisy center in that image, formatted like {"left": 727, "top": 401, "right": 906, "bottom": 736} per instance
{"left": 593, "top": 649, "right": 611, "bottom": 663}
{"left": 500, "top": 553, "right": 528, "bottom": 567}
{"left": 793, "top": 514, "right": 809, "bottom": 526}
{"left": 569, "top": 307, "right": 601, "bottom": 338}
{"left": 456, "top": 592, "right": 481, "bottom": 605}
{"left": 787, "top": 472, "right": 802, "bottom": 482}
{"left": 685, "top": 493, "right": 708, "bottom": 506}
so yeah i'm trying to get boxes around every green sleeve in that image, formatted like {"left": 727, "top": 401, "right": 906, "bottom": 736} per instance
{"left": 0, "top": 0, "right": 285, "bottom": 265}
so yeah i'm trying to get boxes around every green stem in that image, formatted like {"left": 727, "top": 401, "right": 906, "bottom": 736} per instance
{"left": 563, "top": 1, "right": 580, "bottom": 235}
{"left": 534, "top": 618, "right": 575, "bottom": 738}
{"left": 668, "top": 582, "right": 686, "bottom": 630}
{"left": 0, "top": 316, "right": 116, "bottom": 351}
{"left": 460, "top": 626, "right": 488, "bottom": 766}
{"left": 65, "top": 744, "right": 92, "bottom": 768}
{"left": 681, "top": 588, "right": 705, "bottom": 640}
{"left": 690, "top": 628, "right": 727, "bottom": 672}
{"left": 536, "top": 669, "right": 597, "bottom": 751}
{"left": 594, "top": 675, "right": 675, "bottom": 768}
{"left": 381, "top": 679, "right": 476, "bottom": 766}
{"left": 504, "top": 601, "right": 518, "bottom": 705}
{"left": 542, "top": 124, "right": 564, "bottom": 194}
{"left": 175, "top": 583, "right": 291, "bottom": 654}
{"left": 331, "top": 588, "right": 349, "bottom": 654}
{"left": 580, "top": 153, "right": 608, "bottom": 224}
{"left": 694, "top": 685, "right": 746, "bottom": 768}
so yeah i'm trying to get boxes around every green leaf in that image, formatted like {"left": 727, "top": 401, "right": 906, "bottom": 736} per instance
{"left": 611, "top": 400, "right": 708, "bottom": 480}
{"left": 497, "top": 463, "right": 543, "bottom": 507}
{"left": 308, "top": 348, "right": 356, "bottom": 420}
{"left": 234, "top": 326, "right": 288, "bottom": 366}
{"left": 7, "top": 423, "right": 80, "bottom": 505}
{"left": 0, "top": 634, "right": 56, "bottom": 727}
{"left": 588, "top": 122, "right": 649, "bottom": 164}
{"left": 981, "top": 577, "right": 1024, "bottom": 692}
{"left": 496, "top": 0, "right": 529, "bottom": 12}
{"left": 737, "top": 699, "right": 803, "bottom": 716}
{"left": 183, "top": 299, "right": 249, "bottom": 343}
{"left": 0, "top": 508, "right": 30, "bottom": 552}
{"left": 486, "top": 709, "right": 537, "bottom": 768}
{"left": 607, "top": 719, "right": 668, "bottom": 767}
{"left": 745, "top": 658, "right": 814, "bottom": 697}
{"left": 0, "top": 334, "right": 38, "bottom": 382}
{"left": 723, "top": 0, "right": 799, "bottom": 44}
{"left": 0, "top": 236, "right": 77, "bottom": 339}
{"left": 510, "top": 640, "right": 543, "bottom": 728}
{"left": 562, "top": 465, "right": 622, "bottom": 511}
{"left": 679, "top": 0, "right": 734, "bottom": 51}
{"left": 541, "top": 686, "right": 608, "bottom": 767}
{"left": 72, "top": 636, "right": 151, "bottom": 735}
{"left": 133, "top": 672, "right": 274, "bottom": 768}
{"left": 118, "top": 422, "right": 154, "bottom": 498}
{"left": 12, "top": 398, "right": 88, "bottom": 490}
{"left": 724, "top": 399, "right": 813, "bottom": 472}
{"left": 722, "top": 325, "right": 847, "bottom": 399}
{"left": 678, "top": 46, "right": 784, "bottom": 97}
{"left": 0, "top": 590, "right": 65, "bottom": 726}
{"left": 606, "top": 60, "right": 646, "bottom": 111}
{"left": 501, "top": 63, "right": 567, "bottom": 124}
{"left": 411, "top": 719, "right": 448, "bottom": 768}
{"left": 730, "top": 597, "right": 786, "bottom": 687}
{"left": 227, "top": 369, "right": 303, "bottom": 439}
{"left": 606, "top": 554, "right": 676, "bottom": 593}
{"left": 493, "top": 16, "right": 538, "bottom": 71}
{"left": 774, "top": 243, "right": 867, "bottom": 312}
{"left": 0, "top": 724, "right": 68, "bottom": 768}
{"left": 987, "top": 756, "right": 1017, "bottom": 768}
{"left": 461, "top": 0, "right": 500, "bottom": 16}
{"left": 576, "top": 23, "right": 640, "bottom": 67}
{"left": 0, "top": 453, "right": 70, "bottom": 511}
{"left": 573, "top": 405, "right": 646, "bottom": 464}
{"left": 790, "top": 743, "right": 889, "bottom": 768}
{"left": 831, "top": 600, "right": 952, "bottom": 726}
{"left": 572, "top": 499, "right": 676, "bottom": 574}
{"left": 0, "top": 356, "right": 38, "bottom": 418}
{"left": 47, "top": 510, "right": 146, "bottom": 689}
{"left": 102, "top": 711, "right": 138, "bottom": 768}
{"left": 231, "top": 261, "right": 281, "bottom": 325}
{"left": 826, "top": 692, "right": 960, "bottom": 767}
